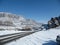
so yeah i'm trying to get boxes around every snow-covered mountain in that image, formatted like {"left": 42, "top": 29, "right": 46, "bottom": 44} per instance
{"left": 0, "top": 12, "right": 42, "bottom": 30}
{"left": 0, "top": 12, "right": 26, "bottom": 26}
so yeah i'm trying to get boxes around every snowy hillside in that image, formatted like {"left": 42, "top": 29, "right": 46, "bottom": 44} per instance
{"left": 1, "top": 12, "right": 59, "bottom": 45}
{"left": 0, "top": 12, "right": 42, "bottom": 30}
{"left": 0, "top": 12, "right": 26, "bottom": 27}
{"left": 5, "top": 28, "right": 60, "bottom": 45}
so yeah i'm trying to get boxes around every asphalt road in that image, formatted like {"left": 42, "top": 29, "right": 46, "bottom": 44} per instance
{"left": 0, "top": 31, "right": 34, "bottom": 45}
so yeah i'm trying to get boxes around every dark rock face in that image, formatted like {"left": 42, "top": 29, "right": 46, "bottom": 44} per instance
{"left": 48, "top": 16, "right": 60, "bottom": 28}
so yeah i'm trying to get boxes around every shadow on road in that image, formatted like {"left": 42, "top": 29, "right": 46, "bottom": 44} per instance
{"left": 42, "top": 40, "right": 57, "bottom": 45}
{"left": 0, "top": 42, "right": 3, "bottom": 45}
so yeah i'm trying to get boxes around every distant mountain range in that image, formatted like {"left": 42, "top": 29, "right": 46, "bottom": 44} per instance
{"left": 0, "top": 12, "right": 43, "bottom": 29}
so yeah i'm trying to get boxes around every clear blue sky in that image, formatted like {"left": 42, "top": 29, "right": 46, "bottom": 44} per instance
{"left": 0, "top": 0, "right": 60, "bottom": 23}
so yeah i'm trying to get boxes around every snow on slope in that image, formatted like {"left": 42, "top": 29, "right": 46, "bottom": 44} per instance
{"left": 0, "top": 12, "right": 26, "bottom": 27}
{"left": 6, "top": 28, "right": 60, "bottom": 45}
{"left": 0, "top": 12, "right": 43, "bottom": 29}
